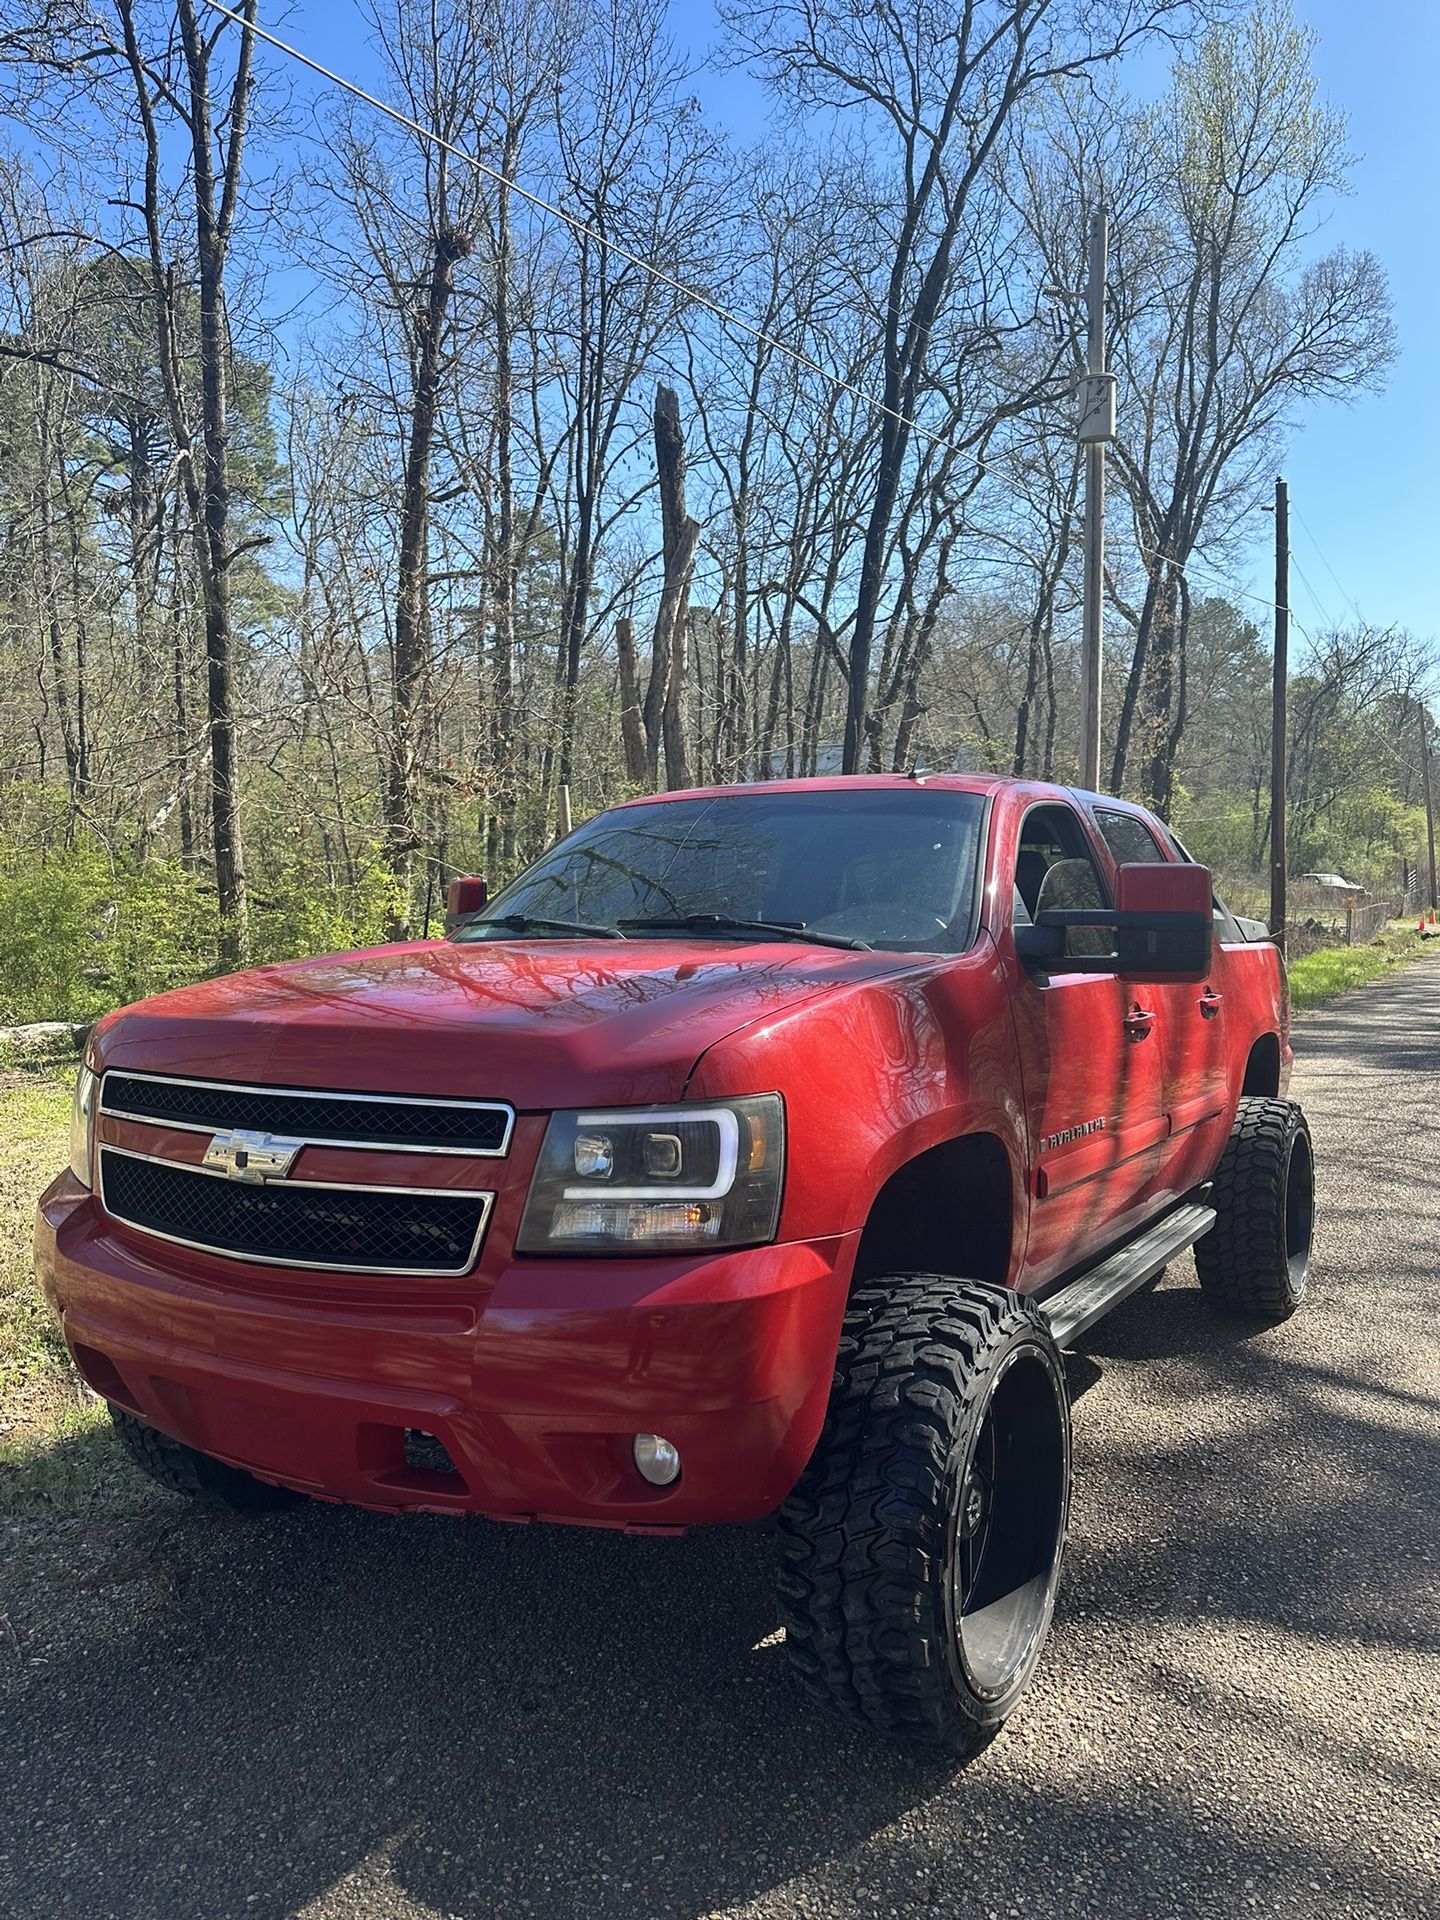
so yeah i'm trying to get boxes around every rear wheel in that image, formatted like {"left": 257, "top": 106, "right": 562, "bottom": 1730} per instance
{"left": 1194, "top": 1097, "right": 1314, "bottom": 1318}
{"left": 778, "top": 1275, "right": 1070, "bottom": 1756}
{"left": 109, "top": 1407, "right": 304, "bottom": 1512}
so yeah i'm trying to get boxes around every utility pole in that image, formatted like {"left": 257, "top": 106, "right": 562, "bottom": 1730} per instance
{"left": 1077, "top": 204, "right": 1114, "bottom": 792}
{"left": 1269, "top": 476, "right": 1289, "bottom": 951}
{"left": 1421, "top": 718, "right": 1438, "bottom": 913}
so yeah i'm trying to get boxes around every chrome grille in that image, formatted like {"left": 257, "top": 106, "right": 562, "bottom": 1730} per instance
{"left": 99, "top": 1148, "right": 491, "bottom": 1276}
{"left": 99, "top": 1071, "right": 513, "bottom": 1156}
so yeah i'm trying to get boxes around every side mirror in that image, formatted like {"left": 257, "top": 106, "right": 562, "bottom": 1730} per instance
{"left": 444, "top": 875, "right": 488, "bottom": 935}
{"left": 1114, "top": 862, "right": 1212, "bottom": 981}
{"left": 1029, "top": 862, "right": 1214, "bottom": 980}
{"left": 1014, "top": 921, "right": 1064, "bottom": 963}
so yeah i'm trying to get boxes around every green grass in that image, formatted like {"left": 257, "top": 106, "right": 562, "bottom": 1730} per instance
{"left": 1286, "top": 925, "right": 1433, "bottom": 1011}
{"left": 0, "top": 1062, "right": 119, "bottom": 1511}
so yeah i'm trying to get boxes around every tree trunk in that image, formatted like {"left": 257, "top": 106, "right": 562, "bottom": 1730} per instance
{"left": 384, "top": 222, "right": 464, "bottom": 936}
{"left": 489, "top": 148, "right": 519, "bottom": 871}
{"left": 615, "top": 615, "right": 648, "bottom": 785}
{"left": 175, "top": 0, "right": 255, "bottom": 964}
{"left": 644, "top": 384, "right": 700, "bottom": 790}
{"left": 659, "top": 524, "right": 700, "bottom": 790}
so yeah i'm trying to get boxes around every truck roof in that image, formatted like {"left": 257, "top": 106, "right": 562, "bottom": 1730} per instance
{"left": 608, "top": 772, "right": 1149, "bottom": 812}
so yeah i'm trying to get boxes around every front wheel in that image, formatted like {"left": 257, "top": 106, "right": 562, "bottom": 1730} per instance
{"left": 110, "top": 1406, "right": 304, "bottom": 1512}
{"left": 777, "top": 1275, "right": 1071, "bottom": 1757}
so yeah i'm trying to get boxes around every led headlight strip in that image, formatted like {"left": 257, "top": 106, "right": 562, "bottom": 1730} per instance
{"left": 562, "top": 1107, "right": 739, "bottom": 1202}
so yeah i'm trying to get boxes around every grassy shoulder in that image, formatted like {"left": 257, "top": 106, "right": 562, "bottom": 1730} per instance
{"left": 0, "top": 1064, "right": 120, "bottom": 1512}
{"left": 1287, "top": 924, "right": 1434, "bottom": 1012}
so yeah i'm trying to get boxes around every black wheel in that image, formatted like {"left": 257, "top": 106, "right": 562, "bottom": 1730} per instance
{"left": 1194, "top": 1097, "right": 1314, "bottom": 1318}
{"left": 109, "top": 1406, "right": 304, "bottom": 1512}
{"left": 777, "top": 1275, "right": 1071, "bottom": 1757}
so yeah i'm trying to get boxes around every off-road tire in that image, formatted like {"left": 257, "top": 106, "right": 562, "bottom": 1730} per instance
{"left": 777, "top": 1275, "right": 1071, "bottom": 1757}
{"left": 109, "top": 1406, "right": 303, "bottom": 1512}
{"left": 1194, "top": 1097, "right": 1313, "bottom": 1319}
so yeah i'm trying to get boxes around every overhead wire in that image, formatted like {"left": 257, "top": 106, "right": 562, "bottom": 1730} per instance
{"left": 1293, "top": 505, "right": 1367, "bottom": 624}
{"left": 1288, "top": 551, "right": 1336, "bottom": 634}
{"left": 203, "top": 0, "right": 1408, "bottom": 697}
{"left": 201, "top": 0, "right": 965, "bottom": 455}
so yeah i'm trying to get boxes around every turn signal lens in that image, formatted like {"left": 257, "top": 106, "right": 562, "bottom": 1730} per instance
{"left": 550, "top": 1201, "right": 719, "bottom": 1242}
{"left": 69, "top": 1064, "right": 97, "bottom": 1189}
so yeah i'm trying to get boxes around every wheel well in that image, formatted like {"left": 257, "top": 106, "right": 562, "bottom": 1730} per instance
{"left": 852, "top": 1134, "right": 1012, "bottom": 1289}
{"left": 1242, "top": 1033, "right": 1281, "bottom": 1097}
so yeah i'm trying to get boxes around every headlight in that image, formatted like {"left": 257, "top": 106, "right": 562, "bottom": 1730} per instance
{"left": 69, "top": 1063, "right": 97, "bottom": 1189}
{"left": 517, "top": 1096, "right": 784, "bottom": 1253}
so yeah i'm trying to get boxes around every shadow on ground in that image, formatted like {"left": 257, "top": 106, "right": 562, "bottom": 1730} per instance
{"left": 4, "top": 962, "right": 1438, "bottom": 1920}
{"left": 3, "top": 1243, "right": 1435, "bottom": 1920}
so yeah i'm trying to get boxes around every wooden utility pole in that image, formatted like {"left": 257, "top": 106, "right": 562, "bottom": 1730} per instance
{"left": 1421, "top": 718, "right": 1438, "bottom": 913}
{"left": 1269, "top": 476, "right": 1289, "bottom": 950}
{"left": 1077, "top": 204, "right": 1114, "bottom": 792}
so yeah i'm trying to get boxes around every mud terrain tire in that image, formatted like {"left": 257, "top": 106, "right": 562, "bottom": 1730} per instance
{"left": 110, "top": 1406, "right": 303, "bottom": 1511}
{"left": 1194, "top": 1097, "right": 1313, "bottom": 1319}
{"left": 777, "top": 1275, "right": 1070, "bottom": 1757}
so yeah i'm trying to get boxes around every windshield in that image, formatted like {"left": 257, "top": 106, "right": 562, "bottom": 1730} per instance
{"left": 454, "top": 789, "right": 987, "bottom": 954}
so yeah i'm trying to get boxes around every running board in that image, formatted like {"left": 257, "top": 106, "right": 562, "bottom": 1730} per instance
{"left": 1040, "top": 1202, "right": 1217, "bottom": 1349}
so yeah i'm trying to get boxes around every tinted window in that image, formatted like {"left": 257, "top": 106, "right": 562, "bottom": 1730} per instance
{"left": 458, "top": 790, "right": 987, "bottom": 953}
{"left": 1095, "top": 809, "right": 1167, "bottom": 867}
{"left": 1013, "top": 804, "right": 1112, "bottom": 960}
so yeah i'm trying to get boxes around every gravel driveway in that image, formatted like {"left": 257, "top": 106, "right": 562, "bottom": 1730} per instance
{"left": 3, "top": 959, "right": 1437, "bottom": 1920}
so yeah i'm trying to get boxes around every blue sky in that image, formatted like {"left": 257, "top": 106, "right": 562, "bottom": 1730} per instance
{"left": 1254, "top": 0, "right": 1438, "bottom": 648}
{"left": 275, "top": 0, "right": 1435, "bottom": 648}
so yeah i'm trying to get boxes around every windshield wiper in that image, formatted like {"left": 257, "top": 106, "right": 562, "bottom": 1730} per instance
{"left": 619, "top": 913, "right": 871, "bottom": 951}
{"left": 460, "top": 913, "right": 626, "bottom": 941}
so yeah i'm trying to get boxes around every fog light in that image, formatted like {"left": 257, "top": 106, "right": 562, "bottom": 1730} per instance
{"left": 633, "top": 1432, "right": 681, "bottom": 1486}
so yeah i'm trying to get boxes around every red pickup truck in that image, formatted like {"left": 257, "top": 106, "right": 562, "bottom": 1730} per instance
{"left": 36, "top": 775, "right": 1311, "bottom": 1755}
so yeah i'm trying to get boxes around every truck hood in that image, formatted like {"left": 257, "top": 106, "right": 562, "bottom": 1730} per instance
{"left": 92, "top": 936, "right": 911, "bottom": 1108}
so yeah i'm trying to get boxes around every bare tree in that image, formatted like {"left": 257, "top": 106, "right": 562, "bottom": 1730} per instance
{"left": 724, "top": 0, "right": 1207, "bottom": 773}
{"left": 1017, "top": 3, "right": 1393, "bottom": 810}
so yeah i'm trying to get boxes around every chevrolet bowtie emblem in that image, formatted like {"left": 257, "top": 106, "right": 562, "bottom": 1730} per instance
{"left": 201, "top": 1127, "right": 305, "bottom": 1184}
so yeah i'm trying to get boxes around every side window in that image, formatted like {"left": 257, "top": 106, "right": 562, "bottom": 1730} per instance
{"left": 1095, "top": 809, "right": 1167, "bottom": 867}
{"left": 1152, "top": 822, "right": 1246, "bottom": 941}
{"left": 1013, "top": 805, "right": 1112, "bottom": 960}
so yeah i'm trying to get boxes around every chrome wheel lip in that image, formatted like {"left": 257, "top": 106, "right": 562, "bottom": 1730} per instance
{"left": 1284, "top": 1122, "right": 1316, "bottom": 1292}
{"left": 946, "top": 1340, "right": 1069, "bottom": 1706}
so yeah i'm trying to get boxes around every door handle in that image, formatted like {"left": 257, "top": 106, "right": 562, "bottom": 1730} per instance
{"left": 1198, "top": 989, "right": 1223, "bottom": 1019}
{"left": 1123, "top": 1005, "right": 1156, "bottom": 1041}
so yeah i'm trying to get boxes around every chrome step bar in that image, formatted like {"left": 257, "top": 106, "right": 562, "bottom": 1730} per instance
{"left": 1040, "top": 1201, "right": 1217, "bottom": 1349}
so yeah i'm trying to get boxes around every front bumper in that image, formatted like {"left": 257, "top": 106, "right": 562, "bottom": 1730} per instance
{"left": 35, "top": 1173, "right": 856, "bottom": 1528}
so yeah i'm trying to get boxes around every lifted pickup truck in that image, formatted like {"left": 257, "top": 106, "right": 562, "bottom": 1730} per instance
{"left": 36, "top": 775, "right": 1312, "bottom": 1755}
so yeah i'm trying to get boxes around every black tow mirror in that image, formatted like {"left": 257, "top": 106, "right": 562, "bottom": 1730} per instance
{"left": 1113, "top": 862, "right": 1212, "bottom": 980}
{"left": 1025, "top": 862, "right": 1214, "bottom": 982}
{"left": 1014, "top": 921, "right": 1064, "bottom": 963}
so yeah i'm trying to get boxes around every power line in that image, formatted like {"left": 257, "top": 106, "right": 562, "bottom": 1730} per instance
{"left": 1134, "top": 542, "right": 1297, "bottom": 621}
{"left": 202, "top": 0, "right": 960, "bottom": 454}
{"left": 1289, "top": 551, "right": 1336, "bottom": 633}
{"left": 1293, "top": 505, "right": 1366, "bottom": 624}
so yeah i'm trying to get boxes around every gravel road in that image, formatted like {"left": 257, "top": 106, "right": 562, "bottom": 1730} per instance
{"left": 3, "top": 958, "right": 1437, "bottom": 1920}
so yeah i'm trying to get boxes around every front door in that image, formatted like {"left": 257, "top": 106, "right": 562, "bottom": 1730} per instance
{"left": 1005, "top": 803, "right": 1168, "bottom": 1286}
{"left": 1090, "top": 805, "right": 1230, "bottom": 1202}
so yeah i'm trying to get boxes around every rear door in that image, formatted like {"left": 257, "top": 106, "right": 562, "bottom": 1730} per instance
{"left": 1004, "top": 802, "right": 1168, "bottom": 1286}
{"left": 1090, "top": 805, "right": 1229, "bottom": 1199}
